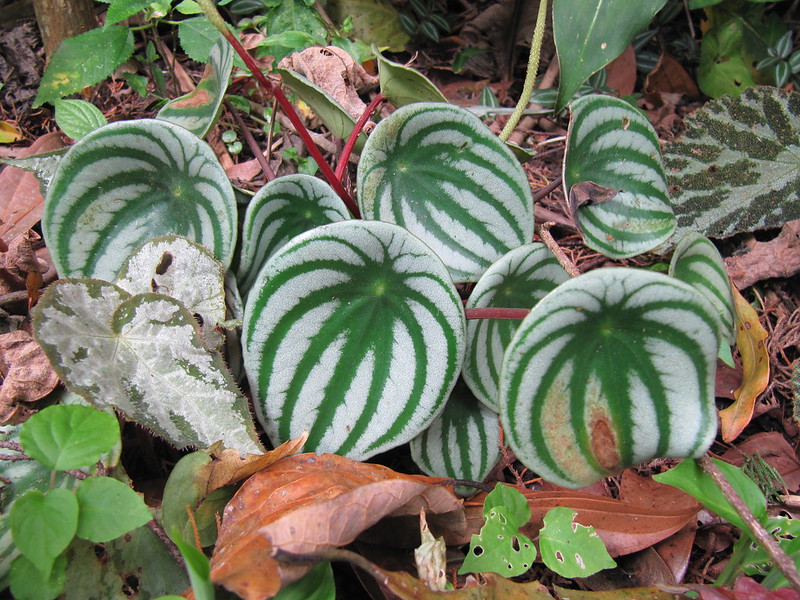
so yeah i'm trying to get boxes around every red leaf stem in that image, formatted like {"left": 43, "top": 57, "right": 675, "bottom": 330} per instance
{"left": 334, "top": 93, "right": 385, "bottom": 191}
{"left": 464, "top": 308, "right": 531, "bottom": 320}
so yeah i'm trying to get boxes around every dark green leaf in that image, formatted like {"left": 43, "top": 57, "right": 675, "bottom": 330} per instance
{"left": 273, "top": 562, "right": 335, "bottom": 600}
{"left": 105, "top": 0, "right": 154, "bottom": 25}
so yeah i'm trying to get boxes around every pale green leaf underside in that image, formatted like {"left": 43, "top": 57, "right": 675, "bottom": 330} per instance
{"left": 237, "top": 174, "right": 350, "bottom": 298}
{"left": 564, "top": 94, "right": 675, "bottom": 259}
{"left": 664, "top": 87, "right": 800, "bottom": 241}
{"left": 500, "top": 268, "right": 719, "bottom": 489}
{"left": 358, "top": 102, "right": 534, "bottom": 282}
{"left": 43, "top": 119, "right": 237, "bottom": 280}
{"left": 463, "top": 243, "right": 569, "bottom": 410}
{"left": 157, "top": 37, "right": 233, "bottom": 138}
{"left": 243, "top": 220, "right": 465, "bottom": 460}
{"left": 33, "top": 280, "right": 261, "bottom": 454}
{"left": 410, "top": 379, "right": 501, "bottom": 493}
{"left": 669, "top": 232, "right": 735, "bottom": 345}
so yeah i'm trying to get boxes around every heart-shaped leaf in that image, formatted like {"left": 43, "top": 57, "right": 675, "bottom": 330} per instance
{"left": 539, "top": 507, "right": 616, "bottom": 578}
{"left": 409, "top": 379, "right": 501, "bottom": 494}
{"left": 237, "top": 174, "right": 350, "bottom": 297}
{"left": 500, "top": 268, "right": 720, "bottom": 488}
{"left": 157, "top": 36, "right": 233, "bottom": 138}
{"left": 463, "top": 243, "right": 569, "bottom": 410}
{"left": 375, "top": 50, "right": 447, "bottom": 107}
{"left": 669, "top": 232, "right": 735, "bottom": 345}
{"left": 42, "top": 119, "right": 237, "bottom": 280}
{"left": 564, "top": 94, "right": 676, "bottom": 258}
{"left": 243, "top": 220, "right": 465, "bottom": 460}
{"left": 33, "top": 279, "right": 262, "bottom": 454}
{"left": 357, "top": 102, "right": 534, "bottom": 282}
{"left": 75, "top": 476, "right": 152, "bottom": 543}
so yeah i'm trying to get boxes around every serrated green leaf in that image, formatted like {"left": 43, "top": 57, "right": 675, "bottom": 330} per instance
{"left": 53, "top": 99, "right": 107, "bottom": 140}
{"left": 409, "top": 379, "right": 501, "bottom": 494}
{"left": 19, "top": 405, "right": 120, "bottom": 471}
{"left": 75, "top": 477, "right": 152, "bottom": 542}
{"left": 358, "top": 102, "right": 534, "bottom": 282}
{"left": 157, "top": 37, "right": 232, "bottom": 137}
{"left": 463, "top": 244, "right": 569, "bottom": 410}
{"left": 10, "top": 553, "right": 67, "bottom": 600}
{"left": 10, "top": 489, "right": 78, "bottom": 579}
{"left": 32, "top": 279, "right": 262, "bottom": 454}
{"left": 539, "top": 507, "right": 616, "bottom": 578}
{"left": 458, "top": 505, "right": 536, "bottom": 577}
{"left": 669, "top": 232, "right": 735, "bottom": 344}
{"left": 43, "top": 119, "right": 237, "bottom": 280}
{"left": 105, "top": 0, "right": 154, "bottom": 25}
{"left": 500, "top": 268, "right": 720, "bottom": 488}
{"left": 243, "top": 220, "right": 465, "bottom": 460}
{"left": 554, "top": 0, "right": 666, "bottom": 113}
{"left": 238, "top": 174, "right": 350, "bottom": 298}
{"left": 564, "top": 94, "right": 675, "bottom": 258}
{"left": 34, "top": 26, "right": 134, "bottom": 107}
{"left": 178, "top": 16, "right": 228, "bottom": 63}
{"left": 375, "top": 50, "right": 447, "bottom": 107}
{"left": 664, "top": 86, "right": 800, "bottom": 242}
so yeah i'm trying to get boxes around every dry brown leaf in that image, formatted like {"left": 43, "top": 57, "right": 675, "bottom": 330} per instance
{"left": 554, "top": 585, "right": 679, "bottom": 599}
{"left": 0, "top": 330, "right": 59, "bottom": 421}
{"left": 665, "top": 576, "right": 800, "bottom": 599}
{"left": 725, "top": 221, "right": 800, "bottom": 290}
{"left": 0, "top": 132, "right": 65, "bottom": 246}
{"left": 721, "top": 432, "right": 800, "bottom": 492}
{"left": 378, "top": 569, "right": 555, "bottom": 599}
{"left": 643, "top": 53, "right": 701, "bottom": 102}
{"left": 718, "top": 284, "right": 770, "bottom": 442}
{"left": 209, "top": 453, "right": 465, "bottom": 600}
{"left": 605, "top": 45, "right": 637, "bottom": 97}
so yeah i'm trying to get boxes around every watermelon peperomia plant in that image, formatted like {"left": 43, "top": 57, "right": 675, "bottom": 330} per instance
{"left": 22, "top": 0, "right": 747, "bottom": 502}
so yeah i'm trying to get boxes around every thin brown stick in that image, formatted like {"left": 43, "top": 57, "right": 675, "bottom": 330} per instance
{"left": 699, "top": 455, "right": 800, "bottom": 592}
{"left": 224, "top": 98, "right": 275, "bottom": 181}
{"left": 537, "top": 222, "right": 580, "bottom": 277}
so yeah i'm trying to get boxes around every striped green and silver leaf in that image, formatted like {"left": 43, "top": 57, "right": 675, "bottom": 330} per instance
{"left": 410, "top": 379, "right": 501, "bottom": 496}
{"left": 243, "top": 220, "right": 465, "bottom": 460}
{"left": 357, "top": 102, "right": 534, "bottom": 282}
{"left": 664, "top": 86, "right": 800, "bottom": 242}
{"left": 237, "top": 174, "right": 351, "bottom": 298}
{"left": 157, "top": 37, "right": 233, "bottom": 138}
{"left": 669, "top": 232, "right": 735, "bottom": 345}
{"left": 463, "top": 243, "right": 570, "bottom": 411}
{"left": 42, "top": 119, "right": 237, "bottom": 280}
{"left": 563, "top": 94, "right": 676, "bottom": 259}
{"left": 499, "top": 268, "right": 719, "bottom": 489}
{"left": 33, "top": 279, "right": 262, "bottom": 455}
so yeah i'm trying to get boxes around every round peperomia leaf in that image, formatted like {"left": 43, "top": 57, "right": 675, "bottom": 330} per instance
{"left": 42, "top": 119, "right": 237, "bottom": 280}
{"left": 463, "top": 243, "right": 569, "bottom": 410}
{"left": 409, "top": 379, "right": 501, "bottom": 495}
{"left": 500, "top": 268, "right": 720, "bottom": 489}
{"left": 563, "top": 94, "right": 676, "bottom": 259}
{"left": 243, "top": 220, "right": 465, "bottom": 460}
{"left": 32, "top": 279, "right": 262, "bottom": 454}
{"left": 357, "top": 102, "right": 534, "bottom": 283}
{"left": 237, "top": 174, "right": 351, "bottom": 297}
{"left": 669, "top": 232, "right": 735, "bottom": 345}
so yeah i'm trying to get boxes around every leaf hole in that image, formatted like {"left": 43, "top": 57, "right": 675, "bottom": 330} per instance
{"left": 555, "top": 551, "right": 564, "bottom": 563}
{"left": 193, "top": 313, "right": 204, "bottom": 327}
{"left": 472, "top": 545, "right": 484, "bottom": 557}
{"left": 155, "top": 252, "right": 173, "bottom": 275}
{"left": 575, "top": 553, "right": 585, "bottom": 569}
{"left": 511, "top": 536, "right": 520, "bottom": 551}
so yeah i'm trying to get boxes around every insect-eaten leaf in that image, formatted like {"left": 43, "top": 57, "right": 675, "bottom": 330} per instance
{"left": 32, "top": 279, "right": 262, "bottom": 454}
{"left": 539, "top": 507, "right": 616, "bottom": 578}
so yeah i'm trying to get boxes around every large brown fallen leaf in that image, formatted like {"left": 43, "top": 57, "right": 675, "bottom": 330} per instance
{"left": 718, "top": 284, "right": 770, "bottom": 442}
{"left": 722, "top": 431, "right": 800, "bottom": 492}
{"left": 725, "top": 220, "right": 800, "bottom": 290}
{"left": 209, "top": 453, "right": 466, "bottom": 600}
{"left": 0, "top": 329, "right": 59, "bottom": 422}
{"left": 664, "top": 576, "right": 800, "bottom": 599}
{"left": 554, "top": 586, "right": 679, "bottom": 599}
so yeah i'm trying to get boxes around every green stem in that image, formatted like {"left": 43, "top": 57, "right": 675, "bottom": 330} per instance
{"left": 499, "top": 0, "right": 549, "bottom": 142}
{"left": 194, "top": 0, "right": 359, "bottom": 216}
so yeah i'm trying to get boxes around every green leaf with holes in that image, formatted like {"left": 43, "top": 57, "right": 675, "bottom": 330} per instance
{"left": 237, "top": 174, "right": 350, "bottom": 298}
{"left": 243, "top": 220, "right": 465, "bottom": 460}
{"left": 500, "top": 268, "right": 720, "bottom": 489}
{"left": 42, "top": 119, "right": 237, "bottom": 280}
{"left": 664, "top": 87, "right": 800, "bottom": 242}
{"left": 358, "top": 103, "right": 534, "bottom": 282}
{"left": 157, "top": 37, "right": 233, "bottom": 138}
{"left": 32, "top": 279, "right": 262, "bottom": 454}
{"left": 564, "top": 94, "right": 675, "bottom": 259}
{"left": 539, "top": 507, "right": 615, "bottom": 578}
{"left": 463, "top": 243, "right": 569, "bottom": 411}
{"left": 409, "top": 379, "right": 501, "bottom": 496}
{"left": 669, "top": 232, "right": 735, "bottom": 345}
{"left": 459, "top": 484, "right": 535, "bottom": 577}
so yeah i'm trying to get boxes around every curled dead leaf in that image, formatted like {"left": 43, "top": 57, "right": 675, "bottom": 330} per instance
{"left": 0, "top": 330, "right": 60, "bottom": 422}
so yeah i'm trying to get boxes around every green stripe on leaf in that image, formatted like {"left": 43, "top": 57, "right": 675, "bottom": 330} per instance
{"left": 499, "top": 268, "right": 719, "bottom": 488}
{"left": 243, "top": 220, "right": 465, "bottom": 460}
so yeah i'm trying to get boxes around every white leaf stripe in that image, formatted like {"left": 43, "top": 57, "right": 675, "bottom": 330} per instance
{"left": 43, "top": 119, "right": 236, "bottom": 280}
{"left": 358, "top": 103, "right": 534, "bottom": 282}
{"left": 500, "top": 269, "right": 719, "bottom": 488}
{"left": 243, "top": 221, "right": 465, "bottom": 460}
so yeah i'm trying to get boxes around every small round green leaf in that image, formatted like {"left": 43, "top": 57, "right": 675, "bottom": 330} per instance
{"left": 19, "top": 405, "right": 120, "bottom": 471}
{"left": 75, "top": 477, "right": 152, "bottom": 543}
{"left": 539, "top": 507, "right": 615, "bottom": 578}
{"left": 53, "top": 99, "right": 108, "bottom": 140}
{"left": 10, "top": 489, "right": 78, "bottom": 579}
{"left": 10, "top": 553, "right": 67, "bottom": 600}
